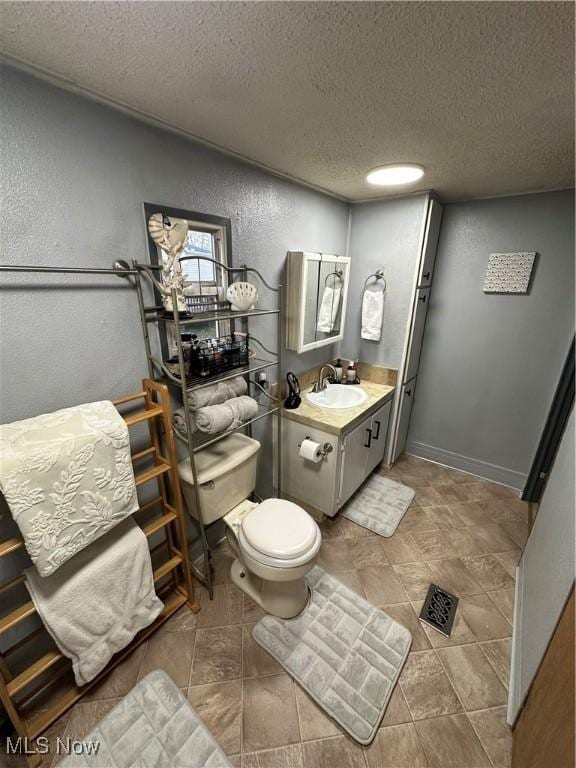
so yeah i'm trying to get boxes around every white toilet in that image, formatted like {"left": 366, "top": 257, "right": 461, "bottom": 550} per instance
{"left": 178, "top": 433, "right": 322, "bottom": 619}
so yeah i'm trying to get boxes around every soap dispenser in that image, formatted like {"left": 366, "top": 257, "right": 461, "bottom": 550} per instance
{"left": 346, "top": 360, "right": 360, "bottom": 384}
{"left": 333, "top": 359, "right": 343, "bottom": 383}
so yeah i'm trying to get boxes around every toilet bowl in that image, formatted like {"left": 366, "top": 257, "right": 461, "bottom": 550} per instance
{"left": 177, "top": 431, "right": 322, "bottom": 619}
{"left": 224, "top": 498, "right": 322, "bottom": 619}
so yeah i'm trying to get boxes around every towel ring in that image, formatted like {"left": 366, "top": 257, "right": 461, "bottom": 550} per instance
{"left": 363, "top": 269, "right": 387, "bottom": 292}
{"left": 324, "top": 269, "right": 344, "bottom": 287}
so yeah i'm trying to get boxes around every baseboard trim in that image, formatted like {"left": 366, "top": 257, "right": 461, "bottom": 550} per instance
{"left": 405, "top": 440, "right": 527, "bottom": 490}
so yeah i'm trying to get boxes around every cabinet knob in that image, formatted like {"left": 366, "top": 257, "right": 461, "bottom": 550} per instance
{"left": 405, "top": 389, "right": 412, "bottom": 396}
{"left": 422, "top": 271, "right": 431, "bottom": 280}
{"left": 418, "top": 295, "right": 427, "bottom": 303}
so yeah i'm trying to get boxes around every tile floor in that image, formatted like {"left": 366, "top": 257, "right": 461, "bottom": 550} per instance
{"left": 29, "top": 455, "right": 529, "bottom": 768}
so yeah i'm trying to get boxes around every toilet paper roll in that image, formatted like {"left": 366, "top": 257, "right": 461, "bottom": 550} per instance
{"left": 299, "top": 438, "right": 323, "bottom": 463}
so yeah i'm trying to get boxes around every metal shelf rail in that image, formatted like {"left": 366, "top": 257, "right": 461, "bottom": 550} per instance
{"left": 133, "top": 256, "right": 282, "bottom": 599}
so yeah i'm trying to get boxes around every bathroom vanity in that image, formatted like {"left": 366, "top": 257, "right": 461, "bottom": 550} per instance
{"left": 281, "top": 381, "right": 394, "bottom": 518}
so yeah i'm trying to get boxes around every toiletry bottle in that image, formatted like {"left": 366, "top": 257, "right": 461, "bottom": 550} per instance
{"left": 346, "top": 361, "right": 358, "bottom": 384}
{"left": 334, "top": 359, "right": 343, "bottom": 383}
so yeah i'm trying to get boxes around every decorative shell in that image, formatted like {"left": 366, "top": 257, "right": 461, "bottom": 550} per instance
{"left": 147, "top": 213, "right": 188, "bottom": 257}
{"left": 226, "top": 281, "right": 258, "bottom": 311}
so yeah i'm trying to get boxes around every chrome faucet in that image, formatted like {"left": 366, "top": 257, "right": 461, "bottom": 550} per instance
{"left": 311, "top": 363, "right": 337, "bottom": 394}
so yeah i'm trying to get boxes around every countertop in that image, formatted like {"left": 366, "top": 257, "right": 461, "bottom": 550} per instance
{"left": 282, "top": 380, "right": 395, "bottom": 435}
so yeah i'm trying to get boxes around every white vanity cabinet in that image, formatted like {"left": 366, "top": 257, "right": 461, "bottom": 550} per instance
{"left": 282, "top": 395, "right": 392, "bottom": 518}
{"left": 339, "top": 401, "right": 391, "bottom": 507}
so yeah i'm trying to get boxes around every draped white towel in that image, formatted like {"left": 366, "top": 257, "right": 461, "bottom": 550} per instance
{"left": 316, "top": 286, "right": 342, "bottom": 333}
{"left": 0, "top": 400, "right": 138, "bottom": 577}
{"left": 361, "top": 290, "right": 384, "bottom": 341}
{"left": 25, "top": 518, "right": 162, "bottom": 686}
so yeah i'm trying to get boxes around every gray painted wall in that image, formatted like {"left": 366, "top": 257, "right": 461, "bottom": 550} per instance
{"left": 343, "top": 195, "right": 427, "bottom": 368}
{"left": 0, "top": 65, "right": 351, "bottom": 610}
{"left": 407, "top": 190, "right": 575, "bottom": 488}
{"left": 0, "top": 65, "right": 349, "bottom": 427}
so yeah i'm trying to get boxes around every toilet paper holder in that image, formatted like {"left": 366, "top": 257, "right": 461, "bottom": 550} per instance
{"left": 298, "top": 437, "right": 333, "bottom": 456}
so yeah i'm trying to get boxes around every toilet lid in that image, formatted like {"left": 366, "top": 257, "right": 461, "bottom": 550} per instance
{"left": 241, "top": 499, "right": 319, "bottom": 561}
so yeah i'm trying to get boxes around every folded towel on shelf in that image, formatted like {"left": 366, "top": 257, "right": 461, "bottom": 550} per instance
{"left": 25, "top": 518, "right": 162, "bottom": 686}
{"left": 316, "top": 286, "right": 342, "bottom": 333}
{"left": 0, "top": 401, "right": 138, "bottom": 577}
{"left": 195, "top": 396, "right": 259, "bottom": 434}
{"left": 173, "top": 408, "right": 198, "bottom": 437}
{"left": 186, "top": 376, "right": 247, "bottom": 411}
{"left": 361, "top": 289, "right": 384, "bottom": 341}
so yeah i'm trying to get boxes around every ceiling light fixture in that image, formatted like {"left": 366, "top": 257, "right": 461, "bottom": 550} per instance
{"left": 366, "top": 164, "right": 425, "bottom": 186}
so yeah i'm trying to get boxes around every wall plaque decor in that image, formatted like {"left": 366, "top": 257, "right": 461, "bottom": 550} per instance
{"left": 483, "top": 251, "right": 536, "bottom": 294}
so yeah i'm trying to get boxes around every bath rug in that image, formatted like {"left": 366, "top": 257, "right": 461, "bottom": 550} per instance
{"left": 252, "top": 566, "right": 412, "bottom": 745}
{"left": 340, "top": 473, "right": 415, "bottom": 537}
{"left": 60, "top": 670, "right": 232, "bottom": 767}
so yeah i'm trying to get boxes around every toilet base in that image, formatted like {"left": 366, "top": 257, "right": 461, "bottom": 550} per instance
{"left": 230, "top": 558, "right": 310, "bottom": 619}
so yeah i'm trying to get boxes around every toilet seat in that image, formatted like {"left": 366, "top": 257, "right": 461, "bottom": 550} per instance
{"left": 238, "top": 499, "right": 321, "bottom": 568}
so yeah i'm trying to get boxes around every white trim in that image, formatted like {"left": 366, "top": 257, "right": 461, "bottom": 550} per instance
{"left": 507, "top": 564, "right": 524, "bottom": 725}
{"left": 405, "top": 439, "right": 526, "bottom": 490}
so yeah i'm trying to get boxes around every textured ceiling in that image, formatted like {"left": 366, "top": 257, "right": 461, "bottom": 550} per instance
{"left": 0, "top": 1, "right": 573, "bottom": 201}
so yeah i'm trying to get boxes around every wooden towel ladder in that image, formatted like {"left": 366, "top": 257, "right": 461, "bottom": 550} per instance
{"left": 0, "top": 379, "right": 199, "bottom": 766}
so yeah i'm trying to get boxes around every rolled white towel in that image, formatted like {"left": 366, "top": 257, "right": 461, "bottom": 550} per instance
{"left": 173, "top": 408, "right": 198, "bottom": 437}
{"left": 195, "top": 396, "right": 259, "bottom": 434}
{"left": 361, "top": 289, "right": 384, "bottom": 341}
{"left": 187, "top": 377, "right": 247, "bottom": 411}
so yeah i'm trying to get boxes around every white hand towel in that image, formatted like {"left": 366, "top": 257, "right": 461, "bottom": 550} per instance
{"left": 361, "top": 290, "right": 384, "bottom": 341}
{"left": 25, "top": 518, "right": 162, "bottom": 686}
{"left": 0, "top": 401, "right": 138, "bottom": 577}
{"left": 316, "top": 287, "right": 342, "bottom": 333}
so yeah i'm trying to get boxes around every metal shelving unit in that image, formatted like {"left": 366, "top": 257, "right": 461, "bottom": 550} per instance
{"left": 133, "top": 256, "right": 282, "bottom": 598}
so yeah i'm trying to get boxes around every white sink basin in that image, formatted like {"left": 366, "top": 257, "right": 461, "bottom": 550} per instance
{"left": 307, "top": 383, "right": 368, "bottom": 410}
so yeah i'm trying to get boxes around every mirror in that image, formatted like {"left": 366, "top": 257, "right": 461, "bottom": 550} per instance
{"left": 286, "top": 251, "right": 351, "bottom": 353}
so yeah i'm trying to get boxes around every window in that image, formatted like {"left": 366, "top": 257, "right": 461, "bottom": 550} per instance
{"left": 143, "top": 203, "right": 232, "bottom": 354}
{"left": 181, "top": 230, "right": 216, "bottom": 284}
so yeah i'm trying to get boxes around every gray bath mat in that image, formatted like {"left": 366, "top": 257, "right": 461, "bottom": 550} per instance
{"left": 60, "top": 670, "right": 232, "bottom": 767}
{"left": 252, "top": 566, "right": 412, "bottom": 745}
{"left": 340, "top": 473, "right": 415, "bottom": 537}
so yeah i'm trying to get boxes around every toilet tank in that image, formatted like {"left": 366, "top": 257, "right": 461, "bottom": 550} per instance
{"left": 178, "top": 433, "right": 261, "bottom": 525}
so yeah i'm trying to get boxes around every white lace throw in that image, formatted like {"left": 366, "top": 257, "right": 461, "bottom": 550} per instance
{"left": 0, "top": 401, "right": 139, "bottom": 577}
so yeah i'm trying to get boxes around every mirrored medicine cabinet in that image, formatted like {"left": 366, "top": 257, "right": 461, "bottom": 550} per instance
{"left": 285, "top": 251, "right": 351, "bottom": 353}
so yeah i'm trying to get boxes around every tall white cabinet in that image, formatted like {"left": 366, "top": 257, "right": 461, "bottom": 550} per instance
{"left": 388, "top": 197, "right": 443, "bottom": 463}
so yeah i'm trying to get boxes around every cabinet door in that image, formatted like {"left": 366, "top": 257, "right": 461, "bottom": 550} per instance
{"left": 404, "top": 287, "right": 430, "bottom": 383}
{"left": 281, "top": 418, "right": 338, "bottom": 516}
{"left": 417, "top": 199, "right": 443, "bottom": 288}
{"left": 393, "top": 378, "right": 417, "bottom": 461}
{"left": 366, "top": 400, "right": 392, "bottom": 474}
{"left": 338, "top": 415, "right": 372, "bottom": 507}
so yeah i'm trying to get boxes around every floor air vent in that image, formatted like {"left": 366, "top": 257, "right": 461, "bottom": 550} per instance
{"left": 419, "top": 584, "right": 459, "bottom": 637}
